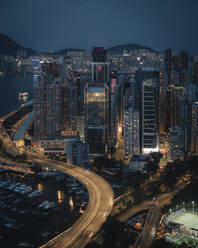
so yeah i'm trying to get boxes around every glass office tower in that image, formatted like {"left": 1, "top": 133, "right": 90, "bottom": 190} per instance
{"left": 85, "top": 81, "right": 110, "bottom": 155}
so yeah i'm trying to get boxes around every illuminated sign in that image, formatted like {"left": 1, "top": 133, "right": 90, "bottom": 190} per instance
{"left": 111, "top": 78, "right": 116, "bottom": 93}
{"left": 97, "top": 65, "right": 103, "bottom": 71}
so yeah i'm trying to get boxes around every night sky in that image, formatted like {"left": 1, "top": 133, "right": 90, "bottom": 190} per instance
{"left": 0, "top": 0, "right": 198, "bottom": 53}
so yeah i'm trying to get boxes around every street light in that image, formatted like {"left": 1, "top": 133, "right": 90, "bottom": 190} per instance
{"left": 192, "top": 201, "right": 195, "bottom": 212}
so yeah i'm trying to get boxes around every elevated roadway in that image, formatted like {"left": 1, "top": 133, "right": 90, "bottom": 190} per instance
{"left": 0, "top": 119, "right": 114, "bottom": 248}
{"left": 26, "top": 150, "right": 114, "bottom": 248}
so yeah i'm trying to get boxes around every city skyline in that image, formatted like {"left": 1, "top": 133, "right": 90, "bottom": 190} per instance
{"left": 0, "top": 42, "right": 198, "bottom": 247}
{"left": 1, "top": 0, "right": 198, "bottom": 246}
{"left": 1, "top": 0, "right": 198, "bottom": 54}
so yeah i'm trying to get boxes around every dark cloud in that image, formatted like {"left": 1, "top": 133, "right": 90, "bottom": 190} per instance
{"left": 0, "top": 0, "right": 198, "bottom": 53}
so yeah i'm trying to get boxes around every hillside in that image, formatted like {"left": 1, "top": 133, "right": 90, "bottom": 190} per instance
{"left": 107, "top": 43, "right": 157, "bottom": 54}
{"left": 0, "top": 33, "right": 36, "bottom": 57}
{"left": 53, "top": 48, "right": 85, "bottom": 55}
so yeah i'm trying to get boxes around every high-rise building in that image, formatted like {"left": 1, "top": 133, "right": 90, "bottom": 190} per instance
{"left": 135, "top": 69, "right": 159, "bottom": 154}
{"left": 34, "top": 68, "right": 78, "bottom": 143}
{"left": 90, "top": 47, "right": 110, "bottom": 83}
{"left": 34, "top": 77, "right": 63, "bottom": 141}
{"left": 85, "top": 81, "right": 110, "bottom": 155}
{"left": 159, "top": 71, "right": 168, "bottom": 134}
{"left": 169, "top": 126, "right": 184, "bottom": 161}
{"left": 34, "top": 76, "right": 48, "bottom": 142}
{"left": 180, "top": 50, "right": 188, "bottom": 70}
{"left": 164, "top": 48, "right": 172, "bottom": 72}
{"left": 92, "top": 47, "right": 107, "bottom": 62}
{"left": 123, "top": 109, "right": 139, "bottom": 159}
{"left": 34, "top": 62, "right": 61, "bottom": 142}
{"left": 193, "top": 61, "right": 198, "bottom": 85}
{"left": 61, "top": 81, "right": 77, "bottom": 135}
{"left": 84, "top": 47, "right": 111, "bottom": 156}
{"left": 141, "top": 77, "right": 159, "bottom": 154}
{"left": 165, "top": 88, "right": 175, "bottom": 132}
{"left": 46, "top": 79, "right": 62, "bottom": 138}
{"left": 110, "top": 71, "right": 118, "bottom": 145}
{"left": 191, "top": 102, "right": 198, "bottom": 154}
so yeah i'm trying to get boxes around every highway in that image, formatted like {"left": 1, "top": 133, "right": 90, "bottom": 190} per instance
{"left": 118, "top": 200, "right": 154, "bottom": 222}
{"left": 24, "top": 150, "right": 114, "bottom": 248}
{"left": 0, "top": 123, "right": 114, "bottom": 248}
{"left": 0, "top": 125, "right": 18, "bottom": 155}
{"left": 134, "top": 190, "right": 187, "bottom": 248}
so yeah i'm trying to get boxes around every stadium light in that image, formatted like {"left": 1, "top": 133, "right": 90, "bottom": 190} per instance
{"left": 192, "top": 201, "right": 195, "bottom": 212}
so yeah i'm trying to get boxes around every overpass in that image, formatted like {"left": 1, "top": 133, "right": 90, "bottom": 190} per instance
{"left": 26, "top": 150, "right": 114, "bottom": 248}
{"left": 0, "top": 110, "right": 114, "bottom": 248}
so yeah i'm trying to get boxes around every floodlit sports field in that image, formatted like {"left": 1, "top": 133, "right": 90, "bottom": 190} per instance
{"left": 172, "top": 212, "right": 198, "bottom": 229}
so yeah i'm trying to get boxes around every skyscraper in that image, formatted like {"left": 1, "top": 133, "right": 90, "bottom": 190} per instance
{"left": 169, "top": 126, "right": 184, "bottom": 161}
{"left": 90, "top": 47, "right": 110, "bottom": 83}
{"left": 85, "top": 81, "right": 110, "bottom": 155}
{"left": 123, "top": 109, "right": 139, "bottom": 159}
{"left": 92, "top": 47, "right": 107, "bottom": 62}
{"left": 34, "top": 76, "right": 48, "bottom": 142}
{"left": 61, "top": 80, "right": 77, "bottom": 135}
{"left": 46, "top": 79, "right": 62, "bottom": 138}
{"left": 164, "top": 48, "right": 172, "bottom": 72}
{"left": 34, "top": 63, "right": 78, "bottom": 142}
{"left": 34, "top": 77, "right": 63, "bottom": 141}
{"left": 191, "top": 102, "right": 198, "bottom": 154}
{"left": 141, "top": 75, "right": 159, "bottom": 154}
{"left": 136, "top": 69, "right": 159, "bottom": 154}
{"left": 85, "top": 47, "right": 110, "bottom": 156}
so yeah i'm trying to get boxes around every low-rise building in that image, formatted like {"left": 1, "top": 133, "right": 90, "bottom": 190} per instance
{"left": 66, "top": 140, "right": 89, "bottom": 167}
{"left": 129, "top": 154, "right": 151, "bottom": 172}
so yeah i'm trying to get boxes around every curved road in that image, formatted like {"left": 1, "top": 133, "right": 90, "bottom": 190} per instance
{"left": 0, "top": 125, "right": 114, "bottom": 248}
{"left": 26, "top": 150, "right": 114, "bottom": 248}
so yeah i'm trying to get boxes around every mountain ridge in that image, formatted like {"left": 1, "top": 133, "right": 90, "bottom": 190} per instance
{"left": 107, "top": 43, "right": 157, "bottom": 54}
{"left": 0, "top": 33, "right": 36, "bottom": 57}
{"left": 0, "top": 33, "right": 158, "bottom": 57}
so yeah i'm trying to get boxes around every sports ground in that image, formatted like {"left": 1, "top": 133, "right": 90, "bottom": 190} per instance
{"left": 172, "top": 212, "right": 198, "bottom": 229}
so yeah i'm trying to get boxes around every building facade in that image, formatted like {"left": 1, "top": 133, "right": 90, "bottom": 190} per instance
{"left": 142, "top": 78, "right": 159, "bottom": 154}
{"left": 85, "top": 81, "right": 110, "bottom": 155}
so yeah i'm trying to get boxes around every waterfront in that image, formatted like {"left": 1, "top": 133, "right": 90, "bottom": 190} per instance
{"left": 0, "top": 76, "right": 91, "bottom": 247}
{"left": 0, "top": 165, "right": 88, "bottom": 248}
{"left": 0, "top": 76, "right": 36, "bottom": 117}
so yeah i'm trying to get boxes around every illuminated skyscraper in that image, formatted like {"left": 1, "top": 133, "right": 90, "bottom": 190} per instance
{"left": 61, "top": 81, "right": 77, "bottom": 135}
{"left": 85, "top": 47, "right": 110, "bottom": 156}
{"left": 141, "top": 77, "right": 159, "bottom": 154}
{"left": 34, "top": 63, "right": 60, "bottom": 142}
{"left": 85, "top": 81, "right": 110, "bottom": 155}
{"left": 34, "top": 76, "right": 48, "bottom": 142}
{"left": 34, "top": 78, "right": 63, "bottom": 141}
{"left": 123, "top": 109, "right": 139, "bottom": 159}
{"left": 46, "top": 79, "right": 62, "bottom": 138}
{"left": 136, "top": 69, "right": 159, "bottom": 154}
{"left": 90, "top": 47, "right": 110, "bottom": 83}
{"left": 34, "top": 69, "right": 78, "bottom": 142}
